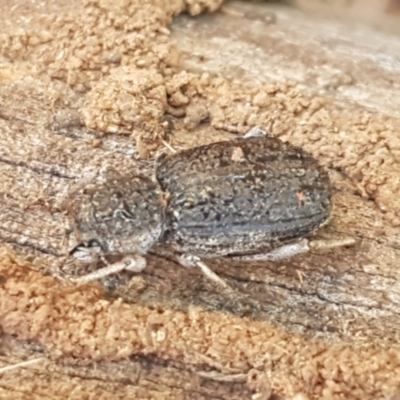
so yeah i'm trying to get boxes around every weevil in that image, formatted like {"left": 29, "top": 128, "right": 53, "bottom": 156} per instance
{"left": 66, "top": 128, "right": 353, "bottom": 287}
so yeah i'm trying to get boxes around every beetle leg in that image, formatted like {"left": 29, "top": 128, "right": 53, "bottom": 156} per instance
{"left": 232, "top": 239, "right": 311, "bottom": 261}
{"left": 69, "top": 253, "right": 147, "bottom": 286}
{"left": 243, "top": 126, "right": 270, "bottom": 138}
{"left": 308, "top": 236, "right": 356, "bottom": 251}
{"left": 232, "top": 236, "right": 355, "bottom": 262}
{"left": 178, "top": 253, "right": 230, "bottom": 289}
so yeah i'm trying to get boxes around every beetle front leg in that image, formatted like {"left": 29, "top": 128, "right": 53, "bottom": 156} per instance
{"left": 71, "top": 253, "right": 147, "bottom": 286}
{"left": 65, "top": 242, "right": 147, "bottom": 285}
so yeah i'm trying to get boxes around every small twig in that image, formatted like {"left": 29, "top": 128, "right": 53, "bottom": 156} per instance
{"left": 196, "top": 370, "right": 248, "bottom": 382}
{"left": 0, "top": 357, "right": 46, "bottom": 374}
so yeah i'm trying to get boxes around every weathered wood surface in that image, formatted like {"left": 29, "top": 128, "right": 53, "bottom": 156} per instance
{"left": 2, "top": 76, "right": 400, "bottom": 345}
{"left": 0, "top": 11, "right": 399, "bottom": 344}
{"left": 1, "top": 1, "right": 400, "bottom": 399}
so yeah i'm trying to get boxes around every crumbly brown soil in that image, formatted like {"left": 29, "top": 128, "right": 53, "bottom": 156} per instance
{"left": 1, "top": 1, "right": 400, "bottom": 399}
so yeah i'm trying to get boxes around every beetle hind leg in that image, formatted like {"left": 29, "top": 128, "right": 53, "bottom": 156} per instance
{"left": 232, "top": 235, "right": 355, "bottom": 262}
{"left": 232, "top": 239, "right": 311, "bottom": 261}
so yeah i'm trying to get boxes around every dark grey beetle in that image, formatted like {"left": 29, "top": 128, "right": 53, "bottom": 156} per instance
{"left": 66, "top": 128, "right": 342, "bottom": 286}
